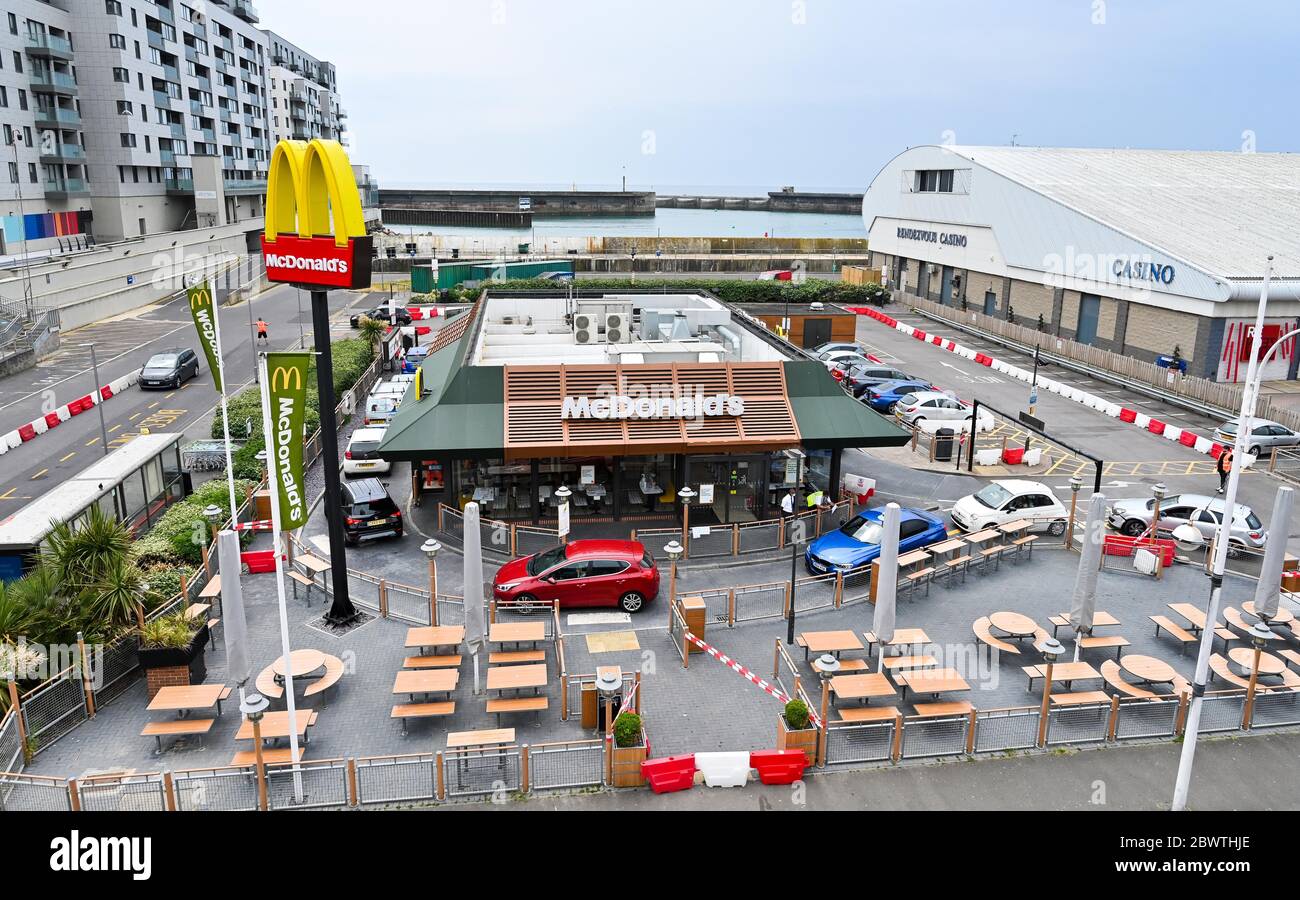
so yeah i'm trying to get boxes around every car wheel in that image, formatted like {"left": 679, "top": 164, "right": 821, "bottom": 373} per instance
{"left": 1121, "top": 519, "right": 1146, "bottom": 537}
{"left": 911, "top": 417, "right": 925, "bottom": 427}
{"left": 619, "top": 591, "right": 645, "bottom": 613}
{"left": 1047, "top": 520, "right": 1067, "bottom": 537}
{"left": 512, "top": 593, "right": 541, "bottom": 615}
{"left": 172, "top": 376, "right": 181, "bottom": 389}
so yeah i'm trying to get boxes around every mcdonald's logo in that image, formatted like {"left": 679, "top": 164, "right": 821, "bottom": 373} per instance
{"left": 188, "top": 287, "right": 212, "bottom": 310}
{"left": 271, "top": 365, "right": 304, "bottom": 392}
{"left": 260, "top": 138, "right": 373, "bottom": 290}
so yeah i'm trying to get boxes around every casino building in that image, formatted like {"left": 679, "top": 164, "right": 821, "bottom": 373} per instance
{"left": 860, "top": 146, "right": 1300, "bottom": 381}
{"left": 376, "top": 292, "right": 910, "bottom": 526}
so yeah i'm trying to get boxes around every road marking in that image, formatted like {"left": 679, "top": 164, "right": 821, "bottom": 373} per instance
{"left": 0, "top": 488, "right": 14, "bottom": 500}
{"left": 86, "top": 437, "right": 100, "bottom": 446}
{"left": 107, "top": 424, "right": 122, "bottom": 433}
{"left": 165, "top": 392, "right": 176, "bottom": 399}
{"left": 129, "top": 413, "right": 141, "bottom": 421}
{"left": 31, "top": 468, "right": 47, "bottom": 480}
{"left": 60, "top": 452, "right": 76, "bottom": 462}
{"left": 148, "top": 402, "right": 159, "bottom": 409}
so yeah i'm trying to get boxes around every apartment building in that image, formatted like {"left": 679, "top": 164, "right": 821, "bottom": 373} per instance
{"left": 0, "top": 1, "right": 354, "bottom": 252}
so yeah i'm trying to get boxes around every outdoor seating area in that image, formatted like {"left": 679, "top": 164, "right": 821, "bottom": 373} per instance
{"left": 893, "top": 518, "right": 1038, "bottom": 597}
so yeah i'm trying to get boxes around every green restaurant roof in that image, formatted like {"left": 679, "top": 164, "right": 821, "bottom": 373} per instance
{"left": 782, "top": 361, "right": 913, "bottom": 449}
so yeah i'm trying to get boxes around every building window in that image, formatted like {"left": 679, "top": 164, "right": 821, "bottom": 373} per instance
{"left": 110, "top": 34, "right": 126, "bottom": 49}
{"left": 2, "top": 124, "right": 11, "bottom": 144}
{"left": 7, "top": 163, "right": 17, "bottom": 184}
{"left": 112, "top": 67, "right": 129, "bottom": 83}
{"left": 117, "top": 100, "right": 133, "bottom": 115}
{"left": 7, "top": 13, "right": 16, "bottom": 35}
{"left": 27, "top": 163, "right": 36, "bottom": 183}
{"left": 0, "top": 87, "right": 7, "bottom": 108}
{"left": 106, "top": 0, "right": 123, "bottom": 14}
{"left": 121, "top": 133, "right": 137, "bottom": 148}
{"left": 17, "top": 89, "right": 27, "bottom": 111}
{"left": 12, "top": 51, "right": 22, "bottom": 74}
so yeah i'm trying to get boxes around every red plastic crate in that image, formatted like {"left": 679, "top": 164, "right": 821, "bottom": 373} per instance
{"left": 241, "top": 550, "right": 276, "bottom": 574}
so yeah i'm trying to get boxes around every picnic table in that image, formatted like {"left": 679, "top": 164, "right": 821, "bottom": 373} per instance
{"left": 1023, "top": 661, "right": 1101, "bottom": 691}
{"left": 1228, "top": 647, "right": 1286, "bottom": 677}
{"left": 1050, "top": 610, "right": 1121, "bottom": 637}
{"left": 447, "top": 728, "right": 516, "bottom": 750}
{"left": 1120, "top": 654, "right": 1177, "bottom": 685}
{"left": 147, "top": 684, "right": 230, "bottom": 717}
{"left": 393, "top": 668, "right": 459, "bottom": 700}
{"left": 998, "top": 518, "right": 1033, "bottom": 537}
{"left": 235, "top": 710, "right": 318, "bottom": 744}
{"left": 989, "top": 611, "right": 1039, "bottom": 638}
{"left": 1168, "top": 602, "right": 1210, "bottom": 632}
{"left": 1242, "top": 601, "right": 1296, "bottom": 624}
{"left": 486, "top": 663, "right": 548, "bottom": 696}
{"left": 199, "top": 575, "right": 221, "bottom": 601}
{"left": 272, "top": 649, "right": 326, "bottom": 681}
{"left": 864, "top": 627, "right": 932, "bottom": 655}
{"left": 489, "top": 622, "right": 546, "bottom": 649}
{"left": 405, "top": 625, "right": 466, "bottom": 651}
{"left": 896, "top": 549, "right": 931, "bottom": 569}
{"left": 798, "top": 630, "right": 864, "bottom": 661}
{"left": 896, "top": 667, "right": 970, "bottom": 699}
{"left": 184, "top": 602, "right": 211, "bottom": 621}
{"left": 829, "top": 673, "right": 897, "bottom": 705}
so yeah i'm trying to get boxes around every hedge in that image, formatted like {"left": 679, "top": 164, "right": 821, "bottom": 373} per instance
{"left": 132, "top": 478, "right": 257, "bottom": 568}
{"left": 431, "top": 277, "right": 889, "bottom": 307}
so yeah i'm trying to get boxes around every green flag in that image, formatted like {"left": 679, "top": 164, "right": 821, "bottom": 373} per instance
{"left": 186, "top": 280, "right": 223, "bottom": 394}
{"left": 265, "top": 352, "right": 312, "bottom": 530}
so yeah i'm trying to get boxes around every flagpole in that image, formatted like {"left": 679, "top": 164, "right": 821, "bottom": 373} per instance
{"left": 210, "top": 283, "right": 240, "bottom": 526}
{"left": 257, "top": 352, "right": 303, "bottom": 803}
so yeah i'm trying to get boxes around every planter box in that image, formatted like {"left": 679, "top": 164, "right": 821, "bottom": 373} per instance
{"left": 777, "top": 714, "right": 819, "bottom": 765}
{"left": 139, "top": 623, "right": 209, "bottom": 697}
{"left": 610, "top": 742, "right": 648, "bottom": 788}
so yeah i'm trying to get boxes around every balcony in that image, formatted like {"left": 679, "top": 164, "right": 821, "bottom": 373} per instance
{"left": 147, "top": 30, "right": 167, "bottom": 53}
{"left": 233, "top": 1, "right": 260, "bottom": 24}
{"left": 40, "top": 143, "right": 85, "bottom": 164}
{"left": 200, "top": 128, "right": 216, "bottom": 143}
{"left": 160, "top": 148, "right": 176, "bottom": 165}
{"left": 44, "top": 177, "right": 88, "bottom": 198}
{"left": 163, "top": 64, "right": 181, "bottom": 83}
{"left": 170, "top": 121, "right": 187, "bottom": 139}
{"left": 30, "top": 69, "right": 78, "bottom": 95}
{"left": 155, "top": 5, "right": 176, "bottom": 25}
{"left": 25, "top": 32, "right": 74, "bottom": 60}
{"left": 224, "top": 177, "right": 266, "bottom": 195}
{"left": 35, "top": 106, "right": 80, "bottom": 127}
{"left": 189, "top": 99, "right": 207, "bottom": 116}
{"left": 165, "top": 176, "right": 194, "bottom": 193}
{"left": 224, "top": 83, "right": 238, "bottom": 99}
{"left": 153, "top": 90, "right": 178, "bottom": 109}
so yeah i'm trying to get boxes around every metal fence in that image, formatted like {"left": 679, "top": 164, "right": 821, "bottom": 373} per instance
{"left": 442, "top": 746, "right": 521, "bottom": 798}
{"left": 0, "top": 773, "right": 71, "bottom": 811}
{"left": 76, "top": 773, "right": 167, "bottom": 812}
{"left": 266, "top": 759, "right": 350, "bottom": 810}
{"left": 355, "top": 754, "right": 438, "bottom": 806}
{"left": 1199, "top": 691, "right": 1248, "bottom": 733}
{"left": 824, "top": 720, "right": 895, "bottom": 765}
{"left": 386, "top": 580, "right": 432, "bottom": 625}
{"left": 529, "top": 740, "right": 605, "bottom": 791}
{"left": 733, "top": 583, "right": 789, "bottom": 623}
{"left": 94, "top": 632, "right": 141, "bottom": 708}
{"left": 19, "top": 668, "right": 88, "bottom": 753}
{"left": 1114, "top": 697, "right": 1181, "bottom": 740}
{"left": 901, "top": 714, "right": 969, "bottom": 759}
{"left": 1248, "top": 689, "right": 1300, "bottom": 729}
{"left": 973, "top": 707, "right": 1041, "bottom": 753}
{"left": 0, "top": 712, "right": 23, "bottom": 775}
{"left": 171, "top": 766, "right": 261, "bottom": 811}
{"left": 1046, "top": 702, "right": 1111, "bottom": 746}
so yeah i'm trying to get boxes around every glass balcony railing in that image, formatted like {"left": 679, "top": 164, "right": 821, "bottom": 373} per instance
{"left": 189, "top": 99, "right": 206, "bottom": 116}
{"left": 42, "top": 143, "right": 85, "bottom": 161}
{"left": 170, "top": 122, "right": 186, "bottom": 139}
{"left": 160, "top": 149, "right": 176, "bottom": 165}
{"left": 36, "top": 106, "right": 80, "bottom": 125}
{"left": 30, "top": 69, "right": 77, "bottom": 91}
{"left": 165, "top": 177, "right": 194, "bottom": 192}
{"left": 45, "top": 177, "right": 87, "bottom": 195}
{"left": 25, "top": 33, "right": 74, "bottom": 56}
{"left": 224, "top": 178, "right": 267, "bottom": 193}
{"left": 200, "top": 128, "right": 216, "bottom": 142}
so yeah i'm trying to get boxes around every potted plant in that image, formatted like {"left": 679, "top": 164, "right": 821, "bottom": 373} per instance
{"left": 777, "top": 698, "right": 818, "bottom": 764}
{"left": 137, "top": 613, "right": 209, "bottom": 697}
{"left": 610, "top": 711, "right": 648, "bottom": 788}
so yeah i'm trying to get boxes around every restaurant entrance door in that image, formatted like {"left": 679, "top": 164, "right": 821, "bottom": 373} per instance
{"left": 686, "top": 455, "right": 766, "bottom": 525}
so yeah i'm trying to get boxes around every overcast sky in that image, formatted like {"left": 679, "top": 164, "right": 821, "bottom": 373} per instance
{"left": 256, "top": 0, "right": 1300, "bottom": 191}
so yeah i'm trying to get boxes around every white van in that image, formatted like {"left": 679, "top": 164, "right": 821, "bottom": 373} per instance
{"left": 369, "top": 381, "right": 409, "bottom": 401}
{"left": 364, "top": 395, "right": 400, "bottom": 426}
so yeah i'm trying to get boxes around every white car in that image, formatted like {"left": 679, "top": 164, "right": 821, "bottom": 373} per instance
{"left": 820, "top": 350, "right": 872, "bottom": 371}
{"left": 950, "top": 480, "right": 1069, "bottom": 536}
{"left": 343, "top": 427, "right": 392, "bottom": 477}
{"left": 894, "top": 390, "right": 975, "bottom": 426}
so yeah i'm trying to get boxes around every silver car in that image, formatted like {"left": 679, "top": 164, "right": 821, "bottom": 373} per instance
{"left": 1106, "top": 493, "right": 1267, "bottom": 554}
{"left": 893, "top": 390, "right": 972, "bottom": 426}
{"left": 1212, "top": 417, "right": 1300, "bottom": 457}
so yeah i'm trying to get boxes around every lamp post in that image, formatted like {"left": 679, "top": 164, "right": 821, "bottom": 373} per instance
{"left": 678, "top": 486, "right": 696, "bottom": 558}
{"left": 240, "top": 691, "right": 271, "bottom": 811}
{"left": 421, "top": 539, "right": 442, "bottom": 626}
{"left": 86, "top": 343, "right": 111, "bottom": 455}
{"left": 201, "top": 503, "right": 223, "bottom": 577}
{"left": 1242, "top": 621, "right": 1274, "bottom": 730}
{"left": 1151, "top": 482, "right": 1168, "bottom": 576}
{"left": 555, "top": 485, "right": 572, "bottom": 544}
{"left": 1066, "top": 474, "right": 1083, "bottom": 548}
{"left": 1035, "top": 637, "right": 1064, "bottom": 747}
{"left": 1172, "top": 255, "right": 1276, "bottom": 812}
{"left": 664, "top": 540, "right": 683, "bottom": 628}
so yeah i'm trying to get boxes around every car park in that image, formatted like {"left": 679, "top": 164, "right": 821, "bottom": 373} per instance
{"left": 492, "top": 540, "right": 660, "bottom": 613}
{"left": 812, "top": 342, "right": 866, "bottom": 358}
{"left": 343, "top": 427, "right": 392, "bottom": 477}
{"left": 950, "top": 480, "right": 1069, "bottom": 535}
{"left": 820, "top": 350, "right": 872, "bottom": 371}
{"left": 139, "top": 349, "right": 201, "bottom": 389}
{"left": 1106, "top": 493, "right": 1266, "bottom": 553}
{"left": 861, "top": 379, "right": 935, "bottom": 413}
{"left": 804, "top": 507, "right": 947, "bottom": 574}
{"left": 340, "top": 478, "right": 403, "bottom": 545}
{"left": 841, "top": 363, "right": 914, "bottom": 397}
{"left": 1212, "top": 417, "right": 1300, "bottom": 457}
{"left": 350, "top": 306, "right": 413, "bottom": 328}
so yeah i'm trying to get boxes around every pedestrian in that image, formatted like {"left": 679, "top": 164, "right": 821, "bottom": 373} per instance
{"left": 255, "top": 318, "right": 269, "bottom": 345}
{"left": 780, "top": 488, "right": 796, "bottom": 518}
{"left": 1217, "top": 448, "right": 1234, "bottom": 494}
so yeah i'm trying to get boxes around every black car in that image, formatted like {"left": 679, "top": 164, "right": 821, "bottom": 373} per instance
{"left": 341, "top": 478, "right": 403, "bottom": 545}
{"left": 139, "top": 348, "right": 200, "bottom": 389}
{"left": 350, "top": 306, "right": 413, "bottom": 328}
{"left": 842, "top": 363, "right": 914, "bottom": 398}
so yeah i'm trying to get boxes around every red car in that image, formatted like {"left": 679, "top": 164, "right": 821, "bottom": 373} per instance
{"left": 492, "top": 540, "right": 660, "bottom": 613}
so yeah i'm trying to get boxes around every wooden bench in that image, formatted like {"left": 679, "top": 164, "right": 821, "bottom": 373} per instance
{"left": 837, "top": 705, "right": 901, "bottom": 723}
{"left": 1280, "top": 649, "right": 1300, "bottom": 671}
{"left": 978, "top": 545, "right": 1010, "bottom": 573}
{"left": 230, "top": 747, "right": 301, "bottom": 767}
{"left": 304, "top": 655, "right": 345, "bottom": 699}
{"left": 903, "top": 567, "right": 935, "bottom": 600}
{"left": 1050, "top": 690, "right": 1111, "bottom": 706}
{"left": 1078, "top": 634, "right": 1130, "bottom": 659}
{"left": 141, "top": 718, "right": 215, "bottom": 754}
{"left": 1100, "top": 659, "right": 1156, "bottom": 698}
{"left": 486, "top": 696, "right": 549, "bottom": 725}
{"left": 1208, "top": 654, "right": 1254, "bottom": 690}
{"left": 1150, "top": 615, "right": 1198, "bottom": 654}
{"left": 941, "top": 555, "right": 972, "bottom": 587}
{"left": 973, "top": 616, "right": 1020, "bottom": 655}
{"left": 255, "top": 666, "right": 284, "bottom": 700}
{"left": 1010, "top": 535, "right": 1038, "bottom": 562}
{"left": 912, "top": 700, "right": 973, "bottom": 717}
{"left": 391, "top": 701, "right": 456, "bottom": 735}
{"left": 488, "top": 650, "right": 545, "bottom": 666}
{"left": 207, "top": 618, "right": 221, "bottom": 650}
{"left": 822, "top": 657, "right": 870, "bottom": 674}
{"left": 288, "top": 570, "right": 318, "bottom": 605}
{"left": 881, "top": 655, "right": 938, "bottom": 672}
{"left": 403, "top": 654, "right": 463, "bottom": 669}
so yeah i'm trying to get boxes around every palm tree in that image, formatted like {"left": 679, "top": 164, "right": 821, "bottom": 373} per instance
{"left": 358, "top": 316, "right": 387, "bottom": 356}
{"left": 42, "top": 505, "right": 133, "bottom": 595}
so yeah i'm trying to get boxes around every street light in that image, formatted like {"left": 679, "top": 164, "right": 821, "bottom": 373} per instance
{"left": 421, "top": 539, "right": 442, "bottom": 626}
{"left": 664, "top": 540, "right": 683, "bottom": 628}
{"left": 1035, "top": 637, "right": 1065, "bottom": 747}
{"left": 85, "top": 344, "right": 111, "bottom": 455}
{"left": 201, "top": 503, "right": 223, "bottom": 577}
{"left": 677, "top": 487, "right": 696, "bottom": 557}
{"left": 239, "top": 691, "right": 271, "bottom": 811}
{"left": 555, "top": 485, "right": 572, "bottom": 544}
{"left": 1242, "top": 621, "right": 1274, "bottom": 729}
{"left": 1066, "top": 475, "right": 1083, "bottom": 547}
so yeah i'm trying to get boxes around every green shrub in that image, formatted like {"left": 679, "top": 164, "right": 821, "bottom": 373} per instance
{"left": 784, "top": 698, "right": 811, "bottom": 730}
{"left": 613, "top": 711, "right": 643, "bottom": 748}
{"left": 483, "top": 277, "right": 889, "bottom": 307}
{"left": 140, "top": 613, "right": 199, "bottom": 649}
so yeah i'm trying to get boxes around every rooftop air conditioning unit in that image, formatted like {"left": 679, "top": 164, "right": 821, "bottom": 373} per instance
{"left": 574, "top": 312, "right": 598, "bottom": 344}
{"left": 605, "top": 311, "right": 630, "bottom": 344}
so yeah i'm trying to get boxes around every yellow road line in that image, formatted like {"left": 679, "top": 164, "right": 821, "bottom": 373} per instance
{"left": 107, "top": 424, "right": 122, "bottom": 433}
{"left": 0, "top": 488, "right": 15, "bottom": 500}
{"left": 148, "top": 402, "right": 159, "bottom": 409}
{"left": 86, "top": 437, "right": 100, "bottom": 446}
{"left": 129, "top": 413, "right": 141, "bottom": 421}
{"left": 60, "top": 452, "right": 75, "bottom": 462}
{"left": 31, "top": 469, "right": 47, "bottom": 480}
{"left": 165, "top": 392, "right": 175, "bottom": 399}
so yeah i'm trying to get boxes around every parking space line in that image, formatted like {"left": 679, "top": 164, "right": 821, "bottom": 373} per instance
{"left": 0, "top": 488, "right": 14, "bottom": 500}
{"left": 86, "top": 437, "right": 100, "bottom": 446}
{"left": 107, "top": 424, "right": 122, "bottom": 433}
{"left": 30, "top": 468, "right": 47, "bottom": 480}
{"left": 147, "top": 402, "right": 159, "bottom": 409}
{"left": 129, "top": 413, "right": 141, "bottom": 421}
{"left": 59, "top": 452, "right": 75, "bottom": 462}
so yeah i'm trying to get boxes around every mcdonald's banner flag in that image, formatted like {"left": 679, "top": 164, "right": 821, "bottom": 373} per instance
{"left": 186, "top": 280, "right": 223, "bottom": 394}
{"left": 266, "top": 352, "right": 312, "bottom": 530}
{"left": 261, "top": 138, "right": 373, "bottom": 290}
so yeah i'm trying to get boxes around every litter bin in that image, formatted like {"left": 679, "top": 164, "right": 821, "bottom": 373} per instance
{"left": 933, "top": 428, "right": 955, "bottom": 462}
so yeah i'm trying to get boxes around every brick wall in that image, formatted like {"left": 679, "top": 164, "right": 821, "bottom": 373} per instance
{"left": 1060, "top": 291, "right": 1080, "bottom": 337}
{"left": 1008, "top": 278, "right": 1054, "bottom": 326}
{"left": 146, "top": 664, "right": 192, "bottom": 700}
{"left": 964, "top": 271, "right": 1002, "bottom": 310}
{"left": 1124, "top": 304, "right": 1200, "bottom": 363}
{"left": 1096, "top": 297, "right": 1118, "bottom": 342}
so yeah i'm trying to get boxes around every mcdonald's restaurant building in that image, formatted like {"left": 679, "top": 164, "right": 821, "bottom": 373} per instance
{"left": 377, "top": 291, "right": 911, "bottom": 527}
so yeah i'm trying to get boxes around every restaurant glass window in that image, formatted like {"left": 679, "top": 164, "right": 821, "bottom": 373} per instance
{"left": 161, "top": 443, "right": 185, "bottom": 505}
{"left": 806, "top": 450, "right": 832, "bottom": 498}
{"left": 618, "top": 454, "right": 675, "bottom": 517}
{"left": 96, "top": 489, "right": 120, "bottom": 522}
{"left": 454, "top": 458, "right": 531, "bottom": 521}
{"left": 688, "top": 455, "right": 764, "bottom": 524}
{"left": 122, "top": 470, "right": 148, "bottom": 532}
{"left": 142, "top": 457, "right": 164, "bottom": 523}
{"left": 768, "top": 451, "right": 803, "bottom": 513}
{"left": 539, "top": 456, "right": 613, "bottom": 519}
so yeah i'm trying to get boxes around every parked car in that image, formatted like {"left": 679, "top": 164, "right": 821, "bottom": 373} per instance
{"left": 343, "top": 427, "right": 392, "bottom": 477}
{"left": 1106, "top": 493, "right": 1266, "bottom": 554}
{"left": 894, "top": 390, "right": 980, "bottom": 427}
{"left": 350, "top": 306, "right": 413, "bottom": 328}
{"left": 369, "top": 381, "right": 409, "bottom": 402}
{"left": 841, "top": 363, "right": 914, "bottom": 398}
{"left": 1212, "top": 417, "right": 1300, "bottom": 457}
{"left": 819, "top": 349, "right": 872, "bottom": 370}
{"left": 364, "top": 395, "right": 400, "bottom": 426}
{"left": 812, "top": 342, "right": 866, "bottom": 358}
{"left": 950, "top": 480, "right": 1069, "bottom": 536}
{"left": 804, "top": 507, "right": 947, "bottom": 574}
{"left": 492, "top": 540, "right": 660, "bottom": 613}
{"left": 861, "top": 380, "right": 935, "bottom": 413}
{"left": 400, "top": 347, "right": 431, "bottom": 374}
{"left": 139, "top": 348, "right": 200, "bottom": 389}
{"left": 340, "top": 478, "right": 403, "bottom": 545}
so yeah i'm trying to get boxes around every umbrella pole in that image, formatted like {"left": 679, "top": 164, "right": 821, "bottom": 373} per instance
{"left": 473, "top": 650, "right": 480, "bottom": 695}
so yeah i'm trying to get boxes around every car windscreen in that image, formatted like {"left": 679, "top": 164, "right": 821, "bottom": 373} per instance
{"left": 527, "top": 545, "right": 569, "bottom": 576}
{"left": 1244, "top": 511, "right": 1263, "bottom": 530}
{"left": 346, "top": 499, "right": 396, "bottom": 517}
{"left": 349, "top": 440, "right": 381, "bottom": 455}
{"left": 145, "top": 355, "right": 178, "bottom": 368}
{"left": 973, "top": 483, "right": 1013, "bottom": 509}
{"left": 839, "top": 515, "right": 884, "bottom": 544}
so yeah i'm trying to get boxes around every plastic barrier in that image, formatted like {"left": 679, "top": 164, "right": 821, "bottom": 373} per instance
{"left": 1193, "top": 435, "right": 1213, "bottom": 453}
{"left": 67, "top": 398, "right": 85, "bottom": 415}
{"left": 750, "top": 749, "right": 808, "bottom": 786}
{"left": 1147, "top": 419, "right": 1166, "bottom": 435}
{"left": 642, "top": 755, "right": 696, "bottom": 794}
{"left": 43, "top": 412, "right": 61, "bottom": 429}
{"left": 1179, "top": 431, "right": 1198, "bottom": 447}
{"left": 18, "top": 423, "right": 36, "bottom": 442}
{"left": 695, "top": 752, "right": 751, "bottom": 788}
{"left": 99, "top": 384, "right": 113, "bottom": 400}
{"left": 1134, "top": 414, "right": 1151, "bottom": 429}
{"left": 1163, "top": 427, "right": 1182, "bottom": 442}
{"left": 1118, "top": 408, "right": 1137, "bottom": 423}
{"left": 1002, "top": 447, "right": 1025, "bottom": 465}
{"left": 1103, "top": 535, "right": 1175, "bottom": 565}
{"left": 1209, "top": 443, "right": 1226, "bottom": 459}
{"left": 241, "top": 550, "right": 276, "bottom": 573}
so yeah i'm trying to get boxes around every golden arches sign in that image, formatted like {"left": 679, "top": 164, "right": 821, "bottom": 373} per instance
{"left": 270, "top": 364, "right": 304, "bottom": 393}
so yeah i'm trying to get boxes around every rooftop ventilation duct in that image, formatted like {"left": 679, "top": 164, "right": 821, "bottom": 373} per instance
{"left": 669, "top": 314, "right": 693, "bottom": 341}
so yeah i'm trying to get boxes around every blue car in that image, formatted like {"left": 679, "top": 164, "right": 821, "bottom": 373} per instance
{"left": 804, "top": 507, "right": 948, "bottom": 574}
{"left": 401, "top": 347, "right": 430, "bottom": 374}
{"left": 862, "top": 379, "right": 934, "bottom": 413}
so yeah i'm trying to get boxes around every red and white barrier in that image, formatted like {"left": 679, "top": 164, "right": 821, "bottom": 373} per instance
{"left": 848, "top": 307, "right": 1227, "bottom": 460}
{"left": 233, "top": 519, "right": 274, "bottom": 532}
{"left": 8, "top": 374, "right": 132, "bottom": 456}
{"left": 681, "top": 629, "right": 821, "bottom": 728}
